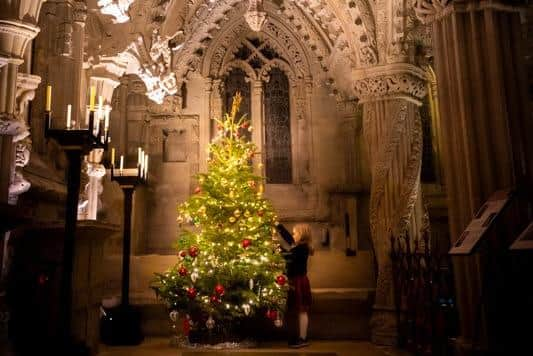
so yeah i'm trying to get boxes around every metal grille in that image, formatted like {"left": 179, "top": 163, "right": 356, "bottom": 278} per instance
{"left": 264, "top": 68, "right": 292, "bottom": 184}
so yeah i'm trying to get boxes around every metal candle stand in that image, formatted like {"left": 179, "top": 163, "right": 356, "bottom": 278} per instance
{"left": 99, "top": 165, "right": 146, "bottom": 345}
{"left": 44, "top": 109, "right": 109, "bottom": 355}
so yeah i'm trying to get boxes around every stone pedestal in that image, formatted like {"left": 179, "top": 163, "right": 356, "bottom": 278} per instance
{"left": 354, "top": 63, "right": 427, "bottom": 345}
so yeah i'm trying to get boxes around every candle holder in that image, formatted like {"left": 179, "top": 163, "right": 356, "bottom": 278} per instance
{"left": 100, "top": 164, "right": 146, "bottom": 345}
{"left": 43, "top": 107, "right": 109, "bottom": 354}
{"left": 44, "top": 109, "right": 110, "bottom": 149}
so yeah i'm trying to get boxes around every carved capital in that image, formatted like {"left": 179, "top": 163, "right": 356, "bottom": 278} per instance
{"left": 353, "top": 63, "right": 427, "bottom": 105}
{"left": 0, "top": 20, "right": 40, "bottom": 60}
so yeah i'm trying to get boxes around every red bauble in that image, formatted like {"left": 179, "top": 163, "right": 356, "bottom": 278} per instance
{"left": 257, "top": 210, "right": 264, "bottom": 217}
{"left": 266, "top": 309, "right": 278, "bottom": 320}
{"left": 241, "top": 122, "right": 250, "bottom": 129}
{"left": 275, "top": 275, "right": 287, "bottom": 286}
{"left": 178, "top": 266, "right": 188, "bottom": 276}
{"left": 178, "top": 250, "right": 187, "bottom": 258}
{"left": 247, "top": 180, "right": 256, "bottom": 189}
{"left": 210, "top": 295, "right": 220, "bottom": 304}
{"left": 188, "top": 245, "right": 199, "bottom": 258}
{"left": 38, "top": 274, "right": 48, "bottom": 285}
{"left": 194, "top": 186, "right": 202, "bottom": 194}
{"left": 187, "top": 287, "right": 197, "bottom": 299}
{"left": 214, "top": 284, "right": 225, "bottom": 296}
{"left": 242, "top": 239, "right": 252, "bottom": 249}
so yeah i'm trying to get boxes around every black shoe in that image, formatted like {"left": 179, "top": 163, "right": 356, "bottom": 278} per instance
{"left": 289, "top": 338, "right": 309, "bottom": 348}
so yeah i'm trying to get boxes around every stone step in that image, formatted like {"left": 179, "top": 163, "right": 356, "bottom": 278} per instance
{"left": 131, "top": 288, "right": 374, "bottom": 341}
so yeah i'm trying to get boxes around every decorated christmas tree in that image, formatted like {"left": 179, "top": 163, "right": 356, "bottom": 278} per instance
{"left": 151, "top": 93, "right": 288, "bottom": 339}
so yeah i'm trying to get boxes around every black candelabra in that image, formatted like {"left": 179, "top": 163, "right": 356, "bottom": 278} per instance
{"left": 100, "top": 161, "right": 147, "bottom": 345}
{"left": 44, "top": 99, "right": 109, "bottom": 355}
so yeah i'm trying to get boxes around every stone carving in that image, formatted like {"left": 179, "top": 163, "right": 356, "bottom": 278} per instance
{"left": 5, "top": 73, "right": 41, "bottom": 204}
{"left": 245, "top": 0, "right": 267, "bottom": 32}
{"left": 78, "top": 162, "right": 107, "bottom": 220}
{"left": 413, "top": 0, "right": 452, "bottom": 24}
{"left": 126, "top": 29, "right": 178, "bottom": 104}
{"left": 97, "top": 0, "right": 135, "bottom": 24}
{"left": 353, "top": 63, "right": 427, "bottom": 104}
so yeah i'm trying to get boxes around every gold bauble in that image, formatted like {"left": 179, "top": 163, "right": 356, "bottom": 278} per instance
{"left": 244, "top": 210, "right": 251, "bottom": 217}
{"left": 234, "top": 209, "right": 241, "bottom": 217}
{"left": 229, "top": 216, "right": 236, "bottom": 223}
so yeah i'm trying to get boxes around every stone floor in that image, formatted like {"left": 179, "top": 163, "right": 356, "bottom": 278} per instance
{"left": 98, "top": 338, "right": 412, "bottom": 356}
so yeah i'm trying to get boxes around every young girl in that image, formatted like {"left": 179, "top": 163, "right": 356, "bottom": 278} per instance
{"left": 276, "top": 223, "right": 313, "bottom": 348}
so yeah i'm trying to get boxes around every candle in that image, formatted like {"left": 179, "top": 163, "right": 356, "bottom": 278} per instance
{"left": 94, "top": 115, "right": 99, "bottom": 136}
{"left": 111, "top": 148, "right": 115, "bottom": 167}
{"left": 119, "top": 155, "right": 124, "bottom": 173}
{"left": 97, "top": 96, "right": 104, "bottom": 120}
{"left": 140, "top": 152, "right": 145, "bottom": 178}
{"left": 137, "top": 147, "right": 142, "bottom": 166}
{"left": 144, "top": 155, "right": 149, "bottom": 178}
{"left": 45, "top": 85, "right": 52, "bottom": 112}
{"left": 104, "top": 107, "right": 110, "bottom": 130}
{"left": 89, "top": 86, "right": 96, "bottom": 111}
{"left": 66, "top": 104, "right": 72, "bottom": 129}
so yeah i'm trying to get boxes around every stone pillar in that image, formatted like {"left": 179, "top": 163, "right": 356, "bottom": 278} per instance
{"left": 200, "top": 77, "right": 213, "bottom": 173}
{"left": 414, "top": 1, "right": 533, "bottom": 352}
{"left": 0, "top": 0, "right": 46, "bottom": 204}
{"left": 77, "top": 74, "right": 120, "bottom": 220}
{"left": 251, "top": 79, "right": 264, "bottom": 174}
{"left": 354, "top": 63, "right": 427, "bottom": 345}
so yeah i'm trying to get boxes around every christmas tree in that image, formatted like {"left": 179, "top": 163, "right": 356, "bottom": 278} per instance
{"left": 152, "top": 93, "right": 288, "bottom": 337}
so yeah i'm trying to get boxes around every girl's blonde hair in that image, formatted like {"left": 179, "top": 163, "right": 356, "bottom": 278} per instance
{"left": 293, "top": 223, "right": 314, "bottom": 255}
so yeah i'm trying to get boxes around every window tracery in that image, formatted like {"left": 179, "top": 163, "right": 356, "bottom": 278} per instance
{"left": 264, "top": 68, "right": 292, "bottom": 184}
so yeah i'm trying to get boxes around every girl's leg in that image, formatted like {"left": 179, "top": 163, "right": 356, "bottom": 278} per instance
{"left": 298, "top": 312, "right": 308, "bottom": 340}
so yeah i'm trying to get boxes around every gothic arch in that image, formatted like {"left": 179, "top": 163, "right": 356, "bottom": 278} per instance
{"left": 222, "top": 60, "right": 258, "bottom": 82}
{"left": 201, "top": 14, "right": 314, "bottom": 82}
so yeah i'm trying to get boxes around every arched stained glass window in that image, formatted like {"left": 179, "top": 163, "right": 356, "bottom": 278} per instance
{"left": 264, "top": 68, "right": 292, "bottom": 184}
{"left": 225, "top": 68, "right": 251, "bottom": 141}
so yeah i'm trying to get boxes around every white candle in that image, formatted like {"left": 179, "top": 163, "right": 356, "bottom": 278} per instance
{"left": 97, "top": 96, "right": 104, "bottom": 121}
{"left": 66, "top": 104, "right": 72, "bottom": 129}
{"left": 144, "top": 155, "right": 149, "bottom": 178}
{"left": 140, "top": 152, "right": 145, "bottom": 178}
{"left": 119, "top": 155, "right": 124, "bottom": 173}
{"left": 137, "top": 147, "right": 142, "bottom": 166}
{"left": 94, "top": 116, "right": 100, "bottom": 135}
{"left": 104, "top": 107, "right": 110, "bottom": 131}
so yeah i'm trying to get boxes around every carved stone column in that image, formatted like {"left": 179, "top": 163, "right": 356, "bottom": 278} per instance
{"left": 201, "top": 77, "right": 213, "bottom": 173}
{"left": 10, "top": 73, "right": 41, "bottom": 204}
{"left": 250, "top": 79, "right": 264, "bottom": 174}
{"left": 354, "top": 63, "right": 427, "bottom": 345}
{"left": 0, "top": 0, "right": 46, "bottom": 204}
{"left": 414, "top": 1, "right": 533, "bottom": 352}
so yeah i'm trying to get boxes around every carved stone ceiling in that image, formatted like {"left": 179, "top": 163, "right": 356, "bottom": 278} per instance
{"left": 87, "top": 0, "right": 428, "bottom": 103}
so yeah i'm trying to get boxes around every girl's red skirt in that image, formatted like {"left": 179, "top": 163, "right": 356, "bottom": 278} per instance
{"left": 288, "top": 275, "right": 312, "bottom": 312}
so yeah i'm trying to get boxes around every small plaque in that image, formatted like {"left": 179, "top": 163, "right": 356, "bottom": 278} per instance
{"left": 449, "top": 190, "right": 512, "bottom": 255}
